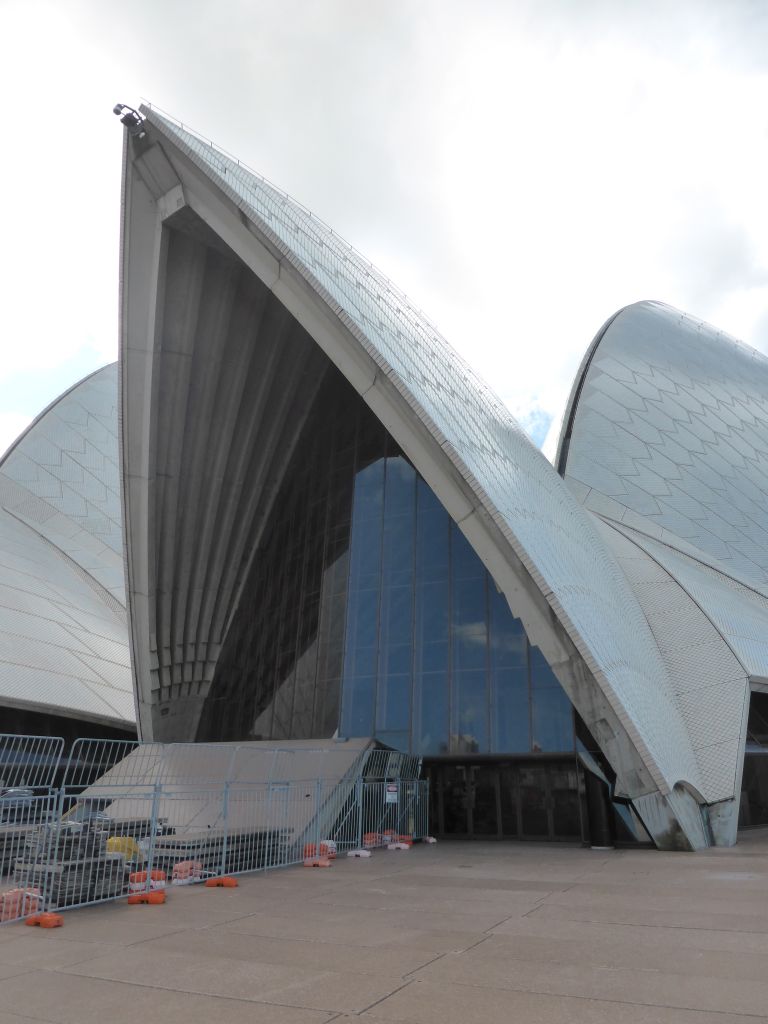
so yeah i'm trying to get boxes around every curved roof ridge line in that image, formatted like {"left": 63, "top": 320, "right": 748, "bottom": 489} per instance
{"left": 0, "top": 363, "right": 116, "bottom": 468}
{"left": 600, "top": 515, "right": 751, "bottom": 680}
{"left": 610, "top": 517, "right": 768, "bottom": 605}
{"left": 144, "top": 107, "right": 530, "bottom": 467}
{"left": 140, "top": 103, "right": 452, "bottom": 351}
{"left": 555, "top": 300, "right": 664, "bottom": 476}
{"left": 556, "top": 300, "right": 768, "bottom": 481}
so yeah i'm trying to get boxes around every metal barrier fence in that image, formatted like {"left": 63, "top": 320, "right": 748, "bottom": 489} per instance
{"left": 0, "top": 734, "right": 65, "bottom": 789}
{"left": 0, "top": 776, "right": 429, "bottom": 925}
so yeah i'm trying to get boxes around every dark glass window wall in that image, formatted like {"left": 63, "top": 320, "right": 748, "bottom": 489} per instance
{"left": 199, "top": 361, "right": 575, "bottom": 757}
{"left": 339, "top": 455, "right": 574, "bottom": 755}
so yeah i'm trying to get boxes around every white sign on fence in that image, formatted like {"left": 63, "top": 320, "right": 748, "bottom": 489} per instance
{"left": 385, "top": 784, "right": 398, "bottom": 805}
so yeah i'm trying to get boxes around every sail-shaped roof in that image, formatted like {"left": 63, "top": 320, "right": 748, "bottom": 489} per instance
{"left": 119, "top": 107, "right": 714, "bottom": 842}
{"left": 0, "top": 365, "right": 133, "bottom": 726}
{"left": 559, "top": 300, "right": 768, "bottom": 816}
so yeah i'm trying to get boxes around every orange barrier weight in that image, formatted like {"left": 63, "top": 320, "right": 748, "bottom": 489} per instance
{"left": 204, "top": 877, "right": 239, "bottom": 888}
{"left": 1, "top": 888, "right": 40, "bottom": 922}
{"left": 127, "top": 890, "right": 166, "bottom": 905}
{"left": 303, "top": 857, "right": 332, "bottom": 867}
{"left": 172, "top": 860, "right": 203, "bottom": 885}
{"left": 362, "top": 832, "right": 381, "bottom": 849}
{"left": 25, "top": 913, "right": 63, "bottom": 928}
{"left": 128, "top": 869, "right": 166, "bottom": 892}
{"left": 304, "top": 842, "right": 337, "bottom": 859}
{"left": 397, "top": 835, "right": 413, "bottom": 846}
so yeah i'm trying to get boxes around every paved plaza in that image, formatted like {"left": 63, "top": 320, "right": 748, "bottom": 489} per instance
{"left": 2, "top": 835, "right": 768, "bottom": 1023}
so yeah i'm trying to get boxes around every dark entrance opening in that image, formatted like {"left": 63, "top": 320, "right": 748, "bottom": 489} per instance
{"left": 424, "top": 757, "right": 582, "bottom": 841}
{"left": 739, "top": 691, "right": 768, "bottom": 829}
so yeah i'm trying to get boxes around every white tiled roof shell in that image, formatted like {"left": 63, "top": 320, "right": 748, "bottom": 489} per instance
{"left": 144, "top": 109, "right": 703, "bottom": 798}
{"left": 561, "top": 301, "right": 768, "bottom": 589}
{"left": 1, "top": 365, "right": 124, "bottom": 604}
{"left": 0, "top": 366, "right": 134, "bottom": 725}
{"left": 561, "top": 300, "right": 768, "bottom": 800}
{"left": 595, "top": 520, "right": 749, "bottom": 801}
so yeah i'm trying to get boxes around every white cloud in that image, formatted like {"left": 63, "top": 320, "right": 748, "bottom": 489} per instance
{"left": 1, "top": 0, "right": 766, "bottom": 451}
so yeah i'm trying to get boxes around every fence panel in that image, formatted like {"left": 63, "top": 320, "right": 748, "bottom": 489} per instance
{"left": 352, "top": 780, "right": 430, "bottom": 848}
{"left": 0, "top": 734, "right": 64, "bottom": 789}
{"left": 63, "top": 738, "right": 143, "bottom": 791}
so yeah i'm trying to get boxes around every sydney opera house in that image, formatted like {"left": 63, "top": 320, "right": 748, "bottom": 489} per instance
{"left": 2, "top": 104, "right": 768, "bottom": 851}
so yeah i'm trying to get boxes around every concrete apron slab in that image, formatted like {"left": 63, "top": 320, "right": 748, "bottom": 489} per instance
{"left": 2, "top": 840, "right": 768, "bottom": 1023}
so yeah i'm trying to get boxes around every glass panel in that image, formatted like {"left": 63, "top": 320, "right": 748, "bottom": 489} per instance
{"left": 499, "top": 765, "right": 519, "bottom": 836}
{"left": 378, "top": 586, "right": 412, "bottom": 647}
{"left": 377, "top": 672, "right": 410, "bottom": 732}
{"left": 415, "top": 671, "right": 449, "bottom": 755}
{"left": 747, "top": 692, "right": 768, "bottom": 747}
{"left": 451, "top": 522, "right": 483, "bottom": 579}
{"left": 413, "top": 481, "right": 450, "bottom": 753}
{"left": 440, "top": 765, "right": 470, "bottom": 835}
{"left": 354, "top": 459, "right": 385, "bottom": 523}
{"left": 471, "top": 766, "right": 499, "bottom": 836}
{"left": 549, "top": 763, "right": 581, "bottom": 837}
{"left": 416, "top": 479, "right": 449, "bottom": 583}
{"left": 453, "top": 670, "right": 488, "bottom": 753}
{"left": 613, "top": 801, "right": 652, "bottom": 843}
{"left": 739, "top": 754, "right": 768, "bottom": 827}
{"left": 489, "top": 588, "right": 529, "bottom": 752}
{"left": 343, "top": 675, "right": 376, "bottom": 736}
{"left": 492, "top": 669, "right": 530, "bottom": 752}
{"left": 450, "top": 521, "right": 488, "bottom": 754}
{"left": 383, "top": 456, "right": 416, "bottom": 516}
{"left": 519, "top": 764, "right": 550, "bottom": 836}
{"left": 530, "top": 646, "right": 574, "bottom": 752}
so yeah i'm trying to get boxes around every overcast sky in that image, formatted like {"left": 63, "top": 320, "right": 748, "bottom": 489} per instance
{"left": 1, "top": 0, "right": 767, "bottom": 459}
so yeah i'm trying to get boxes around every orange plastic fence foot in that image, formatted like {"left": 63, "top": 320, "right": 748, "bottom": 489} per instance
{"left": 127, "top": 891, "right": 166, "bottom": 905}
{"left": 25, "top": 913, "right": 64, "bottom": 928}
{"left": 303, "top": 857, "right": 332, "bottom": 867}
{"left": 204, "top": 877, "right": 239, "bottom": 888}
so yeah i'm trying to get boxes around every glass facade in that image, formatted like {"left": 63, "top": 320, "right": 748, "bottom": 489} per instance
{"left": 198, "top": 363, "right": 575, "bottom": 756}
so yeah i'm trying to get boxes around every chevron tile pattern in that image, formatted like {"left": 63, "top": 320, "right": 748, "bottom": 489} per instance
{"left": 0, "top": 365, "right": 133, "bottom": 726}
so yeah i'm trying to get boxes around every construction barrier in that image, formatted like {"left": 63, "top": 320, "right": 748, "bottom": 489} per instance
{"left": 0, "top": 735, "right": 429, "bottom": 925}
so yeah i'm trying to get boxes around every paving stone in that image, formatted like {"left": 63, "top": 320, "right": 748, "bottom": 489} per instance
{"left": 364, "top": 979, "right": 763, "bottom": 1024}
{"left": 138, "top": 928, "right": 438, "bottom": 976}
{"left": 0, "top": 971, "right": 331, "bottom": 1024}
{"left": 61, "top": 944, "right": 404, "bottom": 1013}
